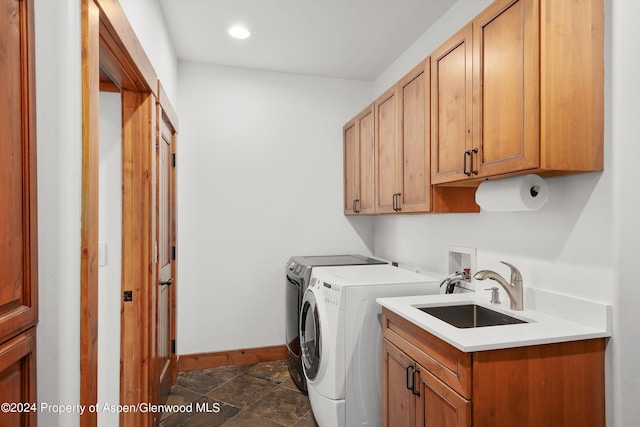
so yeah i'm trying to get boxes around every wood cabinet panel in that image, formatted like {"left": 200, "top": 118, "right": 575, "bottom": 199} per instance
{"left": 0, "top": 329, "right": 37, "bottom": 427}
{"left": 540, "top": 0, "right": 604, "bottom": 172}
{"left": 431, "top": 24, "right": 473, "bottom": 184}
{"left": 382, "top": 308, "right": 606, "bottom": 427}
{"left": 344, "top": 104, "right": 375, "bottom": 215}
{"left": 382, "top": 340, "right": 416, "bottom": 427}
{"left": 399, "top": 60, "right": 431, "bottom": 213}
{"left": 432, "top": 0, "right": 603, "bottom": 187}
{"left": 473, "top": 339, "right": 606, "bottom": 427}
{"left": 383, "top": 309, "right": 471, "bottom": 399}
{"left": 359, "top": 109, "right": 375, "bottom": 213}
{"left": 343, "top": 121, "right": 359, "bottom": 213}
{"left": 374, "top": 60, "right": 432, "bottom": 214}
{"left": 417, "top": 367, "right": 470, "bottom": 427}
{"left": 473, "top": 0, "right": 539, "bottom": 177}
{"left": 375, "top": 87, "right": 399, "bottom": 213}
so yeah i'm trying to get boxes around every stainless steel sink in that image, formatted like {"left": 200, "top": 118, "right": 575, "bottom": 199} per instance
{"left": 417, "top": 304, "right": 527, "bottom": 328}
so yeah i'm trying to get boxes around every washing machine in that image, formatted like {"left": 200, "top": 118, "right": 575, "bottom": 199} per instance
{"left": 285, "top": 255, "right": 387, "bottom": 393}
{"left": 299, "top": 265, "right": 440, "bottom": 427}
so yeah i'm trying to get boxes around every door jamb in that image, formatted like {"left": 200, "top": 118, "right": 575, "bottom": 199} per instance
{"left": 81, "top": 0, "right": 160, "bottom": 425}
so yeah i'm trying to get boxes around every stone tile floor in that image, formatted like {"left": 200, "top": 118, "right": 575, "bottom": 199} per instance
{"left": 160, "top": 360, "right": 319, "bottom": 427}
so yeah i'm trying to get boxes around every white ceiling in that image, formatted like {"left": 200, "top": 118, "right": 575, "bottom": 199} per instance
{"left": 158, "top": 0, "right": 457, "bottom": 81}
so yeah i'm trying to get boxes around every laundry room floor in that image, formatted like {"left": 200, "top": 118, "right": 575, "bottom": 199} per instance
{"left": 160, "top": 360, "right": 318, "bottom": 427}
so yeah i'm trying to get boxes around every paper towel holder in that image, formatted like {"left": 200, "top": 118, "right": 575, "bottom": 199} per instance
{"left": 475, "top": 174, "right": 549, "bottom": 212}
{"left": 530, "top": 185, "right": 540, "bottom": 197}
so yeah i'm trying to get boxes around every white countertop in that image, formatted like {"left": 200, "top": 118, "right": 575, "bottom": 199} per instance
{"left": 377, "top": 289, "right": 612, "bottom": 352}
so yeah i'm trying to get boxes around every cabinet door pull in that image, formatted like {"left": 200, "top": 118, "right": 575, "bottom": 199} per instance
{"left": 392, "top": 193, "right": 397, "bottom": 211}
{"left": 406, "top": 365, "right": 414, "bottom": 391}
{"left": 463, "top": 150, "right": 471, "bottom": 176}
{"left": 470, "top": 148, "right": 479, "bottom": 175}
{"left": 354, "top": 199, "right": 360, "bottom": 213}
{"left": 412, "top": 367, "right": 421, "bottom": 396}
{"left": 392, "top": 193, "right": 402, "bottom": 212}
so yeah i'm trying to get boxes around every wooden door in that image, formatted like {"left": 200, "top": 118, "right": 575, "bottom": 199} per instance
{"left": 0, "top": 0, "right": 37, "bottom": 424}
{"left": 375, "top": 87, "right": 400, "bottom": 213}
{"left": 473, "top": 0, "right": 539, "bottom": 178}
{"left": 381, "top": 340, "right": 415, "bottom": 427}
{"left": 431, "top": 24, "right": 473, "bottom": 184}
{"left": 156, "top": 113, "right": 177, "bottom": 405}
{"left": 398, "top": 59, "right": 431, "bottom": 213}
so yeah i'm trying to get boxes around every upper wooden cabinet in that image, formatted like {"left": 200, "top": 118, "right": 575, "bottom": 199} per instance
{"left": 374, "top": 85, "right": 400, "bottom": 213}
{"left": 432, "top": 0, "right": 604, "bottom": 185}
{"left": 398, "top": 60, "right": 431, "bottom": 213}
{"left": 375, "top": 59, "right": 431, "bottom": 214}
{"left": 343, "top": 0, "right": 603, "bottom": 213}
{"left": 431, "top": 24, "right": 473, "bottom": 184}
{"left": 344, "top": 104, "right": 375, "bottom": 215}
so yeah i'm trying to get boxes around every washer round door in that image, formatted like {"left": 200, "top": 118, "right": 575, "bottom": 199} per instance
{"left": 300, "top": 289, "right": 321, "bottom": 381}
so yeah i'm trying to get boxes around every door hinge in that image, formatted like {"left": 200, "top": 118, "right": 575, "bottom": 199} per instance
{"left": 172, "top": 246, "right": 176, "bottom": 260}
{"left": 123, "top": 290, "right": 133, "bottom": 302}
{"left": 171, "top": 339, "right": 176, "bottom": 354}
{"left": 171, "top": 153, "right": 176, "bottom": 167}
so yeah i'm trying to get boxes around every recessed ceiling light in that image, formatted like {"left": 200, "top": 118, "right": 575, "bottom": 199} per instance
{"left": 228, "top": 26, "right": 250, "bottom": 39}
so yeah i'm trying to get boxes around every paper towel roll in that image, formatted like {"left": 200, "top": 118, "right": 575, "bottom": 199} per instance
{"left": 475, "top": 174, "right": 548, "bottom": 212}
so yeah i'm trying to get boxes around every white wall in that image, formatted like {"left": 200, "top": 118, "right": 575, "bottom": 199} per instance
{"left": 609, "top": 1, "right": 640, "bottom": 425}
{"left": 371, "top": 0, "right": 639, "bottom": 425}
{"left": 119, "top": 0, "right": 179, "bottom": 107}
{"left": 374, "top": 0, "right": 492, "bottom": 95}
{"left": 35, "top": 1, "right": 82, "bottom": 426}
{"left": 98, "top": 92, "right": 122, "bottom": 427}
{"left": 176, "top": 62, "right": 373, "bottom": 354}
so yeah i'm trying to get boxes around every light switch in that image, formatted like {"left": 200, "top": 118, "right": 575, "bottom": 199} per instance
{"left": 98, "top": 242, "right": 107, "bottom": 266}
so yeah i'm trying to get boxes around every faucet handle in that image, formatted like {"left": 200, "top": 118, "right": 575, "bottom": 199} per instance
{"left": 500, "top": 261, "right": 522, "bottom": 283}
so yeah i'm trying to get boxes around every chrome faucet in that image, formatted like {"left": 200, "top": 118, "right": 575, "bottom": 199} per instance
{"left": 473, "top": 261, "right": 524, "bottom": 311}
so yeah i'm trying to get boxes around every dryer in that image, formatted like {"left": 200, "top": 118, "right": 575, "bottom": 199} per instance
{"left": 300, "top": 265, "right": 440, "bottom": 427}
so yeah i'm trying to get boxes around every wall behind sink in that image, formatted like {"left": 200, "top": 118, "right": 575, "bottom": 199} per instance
{"left": 370, "top": 1, "right": 639, "bottom": 426}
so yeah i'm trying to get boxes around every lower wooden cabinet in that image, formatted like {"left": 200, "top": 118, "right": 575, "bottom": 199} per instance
{"left": 381, "top": 308, "right": 606, "bottom": 427}
{"left": 0, "top": 328, "right": 37, "bottom": 427}
{"left": 383, "top": 339, "right": 470, "bottom": 427}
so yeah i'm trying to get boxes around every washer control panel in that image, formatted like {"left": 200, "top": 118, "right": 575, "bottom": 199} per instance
{"left": 321, "top": 281, "right": 341, "bottom": 308}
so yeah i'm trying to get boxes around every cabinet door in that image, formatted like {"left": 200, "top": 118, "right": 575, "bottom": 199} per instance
{"left": 358, "top": 106, "right": 376, "bottom": 214}
{"left": 416, "top": 364, "right": 471, "bottom": 427}
{"left": 382, "top": 340, "right": 416, "bottom": 427}
{"left": 375, "top": 86, "right": 400, "bottom": 214}
{"left": 343, "top": 119, "right": 360, "bottom": 215}
{"left": 0, "top": 0, "right": 38, "bottom": 344}
{"left": 344, "top": 105, "right": 375, "bottom": 215}
{"left": 398, "top": 59, "right": 431, "bottom": 213}
{"left": 431, "top": 24, "right": 473, "bottom": 184}
{"left": 473, "top": 0, "right": 539, "bottom": 178}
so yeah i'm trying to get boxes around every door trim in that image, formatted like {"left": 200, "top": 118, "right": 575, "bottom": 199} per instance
{"left": 81, "top": 0, "right": 162, "bottom": 425}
